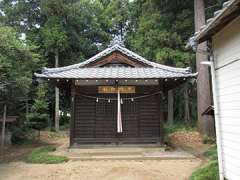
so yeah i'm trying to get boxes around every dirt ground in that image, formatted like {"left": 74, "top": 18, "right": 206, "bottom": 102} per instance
{"left": 168, "top": 131, "right": 213, "bottom": 159}
{"left": 0, "top": 131, "right": 208, "bottom": 180}
{"left": 0, "top": 159, "right": 201, "bottom": 180}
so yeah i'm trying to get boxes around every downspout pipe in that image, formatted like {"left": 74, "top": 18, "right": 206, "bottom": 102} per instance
{"left": 202, "top": 51, "right": 224, "bottom": 180}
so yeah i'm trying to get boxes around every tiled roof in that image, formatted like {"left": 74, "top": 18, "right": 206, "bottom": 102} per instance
{"left": 42, "top": 44, "right": 191, "bottom": 74}
{"left": 189, "top": 0, "right": 240, "bottom": 46}
{"left": 35, "top": 67, "right": 197, "bottom": 79}
{"left": 36, "top": 43, "right": 196, "bottom": 79}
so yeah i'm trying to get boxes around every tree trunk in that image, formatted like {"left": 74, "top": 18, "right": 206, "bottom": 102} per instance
{"left": 167, "top": 90, "right": 174, "bottom": 125}
{"left": 194, "top": 0, "right": 215, "bottom": 137}
{"left": 184, "top": 84, "right": 190, "bottom": 124}
{"left": 26, "top": 99, "right": 29, "bottom": 122}
{"left": 1, "top": 104, "right": 7, "bottom": 153}
{"left": 55, "top": 50, "right": 60, "bottom": 132}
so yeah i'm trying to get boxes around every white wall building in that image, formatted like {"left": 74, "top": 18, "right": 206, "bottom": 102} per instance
{"left": 190, "top": 0, "right": 240, "bottom": 179}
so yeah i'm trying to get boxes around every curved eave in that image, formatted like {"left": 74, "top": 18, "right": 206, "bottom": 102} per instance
{"left": 34, "top": 68, "right": 198, "bottom": 80}
{"left": 43, "top": 44, "right": 191, "bottom": 74}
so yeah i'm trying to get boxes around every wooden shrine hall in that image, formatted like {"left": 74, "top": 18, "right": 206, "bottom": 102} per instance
{"left": 35, "top": 42, "right": 196, "bottom": 146}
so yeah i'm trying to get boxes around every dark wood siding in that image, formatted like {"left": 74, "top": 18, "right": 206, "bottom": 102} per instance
{"left": 95, "top": 94, "right": 117, "bottom": 138}
{"left": 74, "top": 96, "right": 95, "bottom": 138}
{"left": 138, "top": 94, "right": 160, "bottom": 138}
{"left": 72, "top": 86, "right": 162, "bottom": 144}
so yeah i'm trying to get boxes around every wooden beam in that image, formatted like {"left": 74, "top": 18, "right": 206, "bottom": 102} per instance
{"left": 85, "top": 51, "right": 149, "bottom": 68}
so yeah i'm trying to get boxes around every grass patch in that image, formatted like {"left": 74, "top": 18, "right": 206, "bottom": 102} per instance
{"left": 190, "top": 160, "right": 219, "bottom": 180}
{"left": 25, "top": 145, "right": 68, "bottom": 164}
{"left": 165, "top": 122, "right": 197, "bottom": 134}
{"left": 204, "top": 146, "right": 218, "bottom": 161}
{"left": 190, "top": 146, "right": 218, "bottom": 180}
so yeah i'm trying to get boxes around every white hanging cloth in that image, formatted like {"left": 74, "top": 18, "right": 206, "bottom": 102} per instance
{"left": 117, "top": 90, "right": 123, "bottom": 133}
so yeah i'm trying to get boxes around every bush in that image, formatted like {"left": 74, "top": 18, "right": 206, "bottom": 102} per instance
{"left": 11, "top": 125, "right": 37, "bottom": 145}
{"left": 25, "top": 145, "right": 68, "bottom": 164}
{"left": 165, "top": 122, "right": 197, "bottom": 134}
{"left": 27, "top": 84, "right": 49, "bottom": 131}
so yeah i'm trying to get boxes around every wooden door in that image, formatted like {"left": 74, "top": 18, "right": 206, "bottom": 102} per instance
{"left": 95, "top": 94, "right": 117, "bottom": 139}
{"left": 119, "top": 95, "right": 138, "bottom": 139}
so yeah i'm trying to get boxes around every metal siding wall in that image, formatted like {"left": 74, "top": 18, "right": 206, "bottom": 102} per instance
{"left": 213, "top": 16, "right": 240, "bottom": 180}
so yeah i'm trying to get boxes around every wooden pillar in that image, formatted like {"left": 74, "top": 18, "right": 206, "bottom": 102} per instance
{"left": 159, "top": 81, "right": 164, "bottom": 144}
{"left": 167, "top": 90, "right": 174, "bottom": 125}
{"left": 70, "top": 80, "right": 75, "bottom": 147}
{"left": 184, "top": 83, "right": 190, "bottom": 123}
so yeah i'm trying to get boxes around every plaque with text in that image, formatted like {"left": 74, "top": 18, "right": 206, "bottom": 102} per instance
{"left": 98, "top": 86, "right": 136, "bottom": 94}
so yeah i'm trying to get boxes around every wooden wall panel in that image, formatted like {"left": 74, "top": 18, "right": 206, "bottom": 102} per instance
{"left": 138, "top": 94, "right": 160, "bottom": 137}
{"left": 73, "top": 86, "right": 162, "bottom": 144}
{"left": 95, "top": 94, "right": 117, "bottom": 138}
{"left": 74, "top": 95, "right": 95, "bottom": 138}
{"left": 120, "top": 94, "right": 138, "bottom": 138}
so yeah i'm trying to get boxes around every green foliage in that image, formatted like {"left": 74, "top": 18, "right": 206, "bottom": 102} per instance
{"left": 126, "top": 0, "right": 195, "bottom": 67}
{"left": 0, "top": 25, "right": 41, "bottom": 102}
{"left": 125, "top": 0, "right": 197, "bottom": 123}
{"left": 0, "top": 0, "right": 223, "bottom": 135}
{"left": 25, "top": 145, "right": 68, "bottom": 164}
{"left": 190, "top": 146, "right": 218, "bottom": 180}
{"left": 41, "top": 17, "right": 68, "bottom": 53}
{"left": 0, "top": 0, "right": 41, "bottom": 39}
{"left": 27, "top": 84, "right": 49, "bottom": 130}
{"left": 165, "top": 122, "right": 197, "bottom": 134}
{"left": 103, "top": 0, "right": 131, "bottom": 36}
{"left": 190, "top": 160, "right": 219, "bottom": 180}
{"left": 40, "top": 0, "right": 111, "bottom": 66}
{"left": 11, "top": 126, "right": 38, "bottom": 145}
{"left": 204, "top": 146, "right": 218, "bottom": 161}
{"left": 202, "top": 135, "right": 216, "bottom": 144}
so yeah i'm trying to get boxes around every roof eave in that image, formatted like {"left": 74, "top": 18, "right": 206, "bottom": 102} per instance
{"left": 34, "top": 72, "right": 198, "bottom": 80}
{"left": 188, "top": 0, "right": 240, "bottom": 47}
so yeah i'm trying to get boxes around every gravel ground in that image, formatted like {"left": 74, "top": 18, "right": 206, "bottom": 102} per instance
{"left": 0, "top": 131, "right": 207, "bottom": 180}
{"left": 0, "top": 159, "right": 201, "bottom": 180}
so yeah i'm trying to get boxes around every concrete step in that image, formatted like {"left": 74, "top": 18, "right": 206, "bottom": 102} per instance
{"left": 58, "top": 147, "right": 165, "bottom": 156}
{"left": 68, "top": 154, "right": 196, "bottom": 161}
{"left": 53, "top": 146, "right": 196, "bottom": 161}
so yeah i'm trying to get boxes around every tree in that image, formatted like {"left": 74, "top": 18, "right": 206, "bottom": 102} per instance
{"left": 126, "top": 0, "right": 195, "bottom": 124}
{"left": 1, "top": 0, "right": 112, "bottom": 132}
{"left": 0, "top": 25, "right": 41, "bottom": 103}
{"left": 28, "top": 84, "right": 49, "bottom": 138}
{"left": 0, "top": 0, "right": 42, "bottom": 44}
{"left": 102, "top": 0, "right": 131, "bottom": 39}
{"left": 194, "top": 0, "right": 215, "bottom": 136}
{"left": 0, "top": 25, "right": 42, "bottom": 142}
{"left": 40, "top": 0, "right": 111, "bottom": 131}
{"left": 41, "top": 1, "right": 69, "bottom": 131}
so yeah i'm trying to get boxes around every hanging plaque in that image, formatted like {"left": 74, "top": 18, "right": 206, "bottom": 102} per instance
{"left": 98, "top": 86, "right": 135, "bottom": 94}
